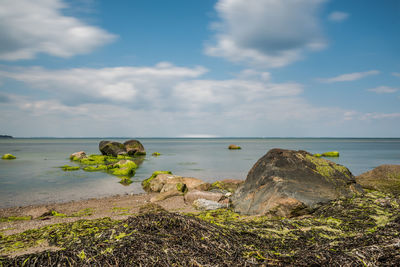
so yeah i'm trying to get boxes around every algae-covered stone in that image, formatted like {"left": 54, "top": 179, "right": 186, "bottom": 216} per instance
{"left": 99, "top": 141, "right": 126, "bottom": 157}
{"left": 142, "top": 171, "right": 173, "bottom": 192}
{"left": 228, "top": 144, "right": 241, "bottom": 150}
{"left": 232, "top": 148, "right": 362, "bottom": 217}
{"left": 83, "top": 165, "right": 108, "bottom": 172}
{"left": 2, "top": 153, "right": 16, "bottom": 160}
{"left": 152, "top": 152, "right": 161, "bottom": 156}
{"left": 60, "top": 165, "right": 80, "bottom": 171}
{"left": 110, "top": 160, "right": 137, "bottom": 176}
{"left": 124, "top": 140, "right": 146, "bottom": 156}
{"left": 356, "top": 164, "right": 400, "bottom": 195}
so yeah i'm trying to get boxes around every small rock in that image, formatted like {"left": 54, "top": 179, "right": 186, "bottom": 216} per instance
{"left": 228, "top": 144, "right": 241, "bottom": 150}
{"left": 192, "top": 199, "right": 225, "bottom": 211}
{"left": 184, "top": 190, "right": 224, "bottom": 204}
{"left": 150, "top": 190, "right": 182, "bottom": 203}
{"left": 69, "top": 151, "right": 87, "bottom": 160}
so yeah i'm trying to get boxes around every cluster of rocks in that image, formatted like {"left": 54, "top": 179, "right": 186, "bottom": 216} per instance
{"left": 99, "top": 140, "right": 146, "bottom": 157}
{"left": 141, "top": 171, "right": 243, "bottom": 211}
{"left": 143, "top": 147, "right": 399, "bottom": 216}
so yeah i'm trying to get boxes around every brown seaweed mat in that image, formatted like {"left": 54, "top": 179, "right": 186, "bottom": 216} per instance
{"left": 1, "top": 192, "right": 400, "bottom": 266}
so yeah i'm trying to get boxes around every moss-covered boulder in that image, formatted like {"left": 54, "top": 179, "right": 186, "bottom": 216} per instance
{"left": 124, "top": 140, "right": 146, "bottom": 156}
{"left": 152, "top": 152, "right": 161, "bottom": 156}
{"left": 356, "top": 164, "right": 400, "bottom": 195}
{"left": 2, "top": 153, "right": 16, "bottom": 160}
{"left": 228, "top": 144, "right": 241, "bottom": 150}
{"left": 99, "top": 141, "right": 127, "bottom": 157}
{"left": 232, "top": 148, "right": 362, "bottom": 217}
{"left": 110, "top": 160, "right": 137, "bottom": 176}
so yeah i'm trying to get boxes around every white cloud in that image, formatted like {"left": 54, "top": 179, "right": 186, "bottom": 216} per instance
{"left": 361, "top": 112, "right": 400, "bottom": 120}
{"left": 368, "top": 86, "right": 398, "bottom": 94}
{"left": 205, "top": 0, "right": 327, "bottom": 68}
{"left": 0, "top": 0, "right": 116, "bottom": 60}
{"left": 0, "top": 63, "right": 208, "bottom": 103}
{"left": 328, "top": 11, "right": 349, "bottom": 22}
{"left": 392, "top": 72, "right": 400, "bottom": 77}
{"left": 317, "top": 70, "right": 380, "bottom": 83}
{"left": 0, "top": 64, "right": 360, "bottom": 137}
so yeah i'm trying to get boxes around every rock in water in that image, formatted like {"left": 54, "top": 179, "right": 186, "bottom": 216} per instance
{"left": 356, "top": 164, "right": 400, "bottom": 195}
{"left": 124, "top": 140, "right": 146, "bottom": 156}
{"left": 232, "top": 148, "right": 362, "bottom": 217}
{"left": 99, "top": 141, "right": 126, "bottom": 157}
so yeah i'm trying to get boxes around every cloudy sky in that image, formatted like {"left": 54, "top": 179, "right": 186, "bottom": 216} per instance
{"left": 0, "top": 0, "right": 399, "bottom": 137}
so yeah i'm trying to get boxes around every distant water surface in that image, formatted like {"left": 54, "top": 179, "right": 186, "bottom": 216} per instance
{"left": 0, "top": 138, "right": 399, "bottom": 208}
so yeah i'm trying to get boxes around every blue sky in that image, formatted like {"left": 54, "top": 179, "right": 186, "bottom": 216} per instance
{"left": 0, "top": 0, "right": 399, "bottom": 137}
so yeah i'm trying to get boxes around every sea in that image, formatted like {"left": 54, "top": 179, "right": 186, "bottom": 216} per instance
{"left": 1, "top": 138, "right": 399, "bottom": 209}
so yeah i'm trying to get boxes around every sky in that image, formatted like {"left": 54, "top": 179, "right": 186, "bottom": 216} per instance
{"left": 0, "top": 0, "right": 399, "bottom": 138}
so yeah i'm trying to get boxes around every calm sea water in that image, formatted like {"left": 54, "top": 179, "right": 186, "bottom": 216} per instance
{"left": 0, "top": 138, "right": 399, "bottom": 208}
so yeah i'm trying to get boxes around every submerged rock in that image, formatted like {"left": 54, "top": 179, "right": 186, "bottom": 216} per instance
{"left": 124, "top": 140, "right": 146, "bottom": 156}
{"left": 228, "top": 144, "right": 241, "bottom": 150}
{"left": 99, "top": 141, "right": 126, "bottom": 157}
{"left": 1, "top": 153, "right": 16, "bottom": 160}
{"left": 60, "top": 165, "right": 80, "bottom": 171}
{"left": 356, "top": 164, "right": 400, "bottom": 195}
{"left": 232, "top": 148, "right": 362, "bottom": 217}
{"left": 110, "top": 160, "right": 137, "bottom": 176}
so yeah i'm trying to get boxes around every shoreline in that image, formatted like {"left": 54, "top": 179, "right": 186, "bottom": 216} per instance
{"left": 0, "top": 192, "right": 197, "bottom": 236}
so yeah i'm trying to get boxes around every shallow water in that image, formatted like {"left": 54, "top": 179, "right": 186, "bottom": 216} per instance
{"left": 1, "top": 138, "right": 399, "bottom": 208}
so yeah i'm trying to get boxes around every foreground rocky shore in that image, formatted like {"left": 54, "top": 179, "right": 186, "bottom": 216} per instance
{"left": 1, "top": 145, "right": 399, "bottom": 266}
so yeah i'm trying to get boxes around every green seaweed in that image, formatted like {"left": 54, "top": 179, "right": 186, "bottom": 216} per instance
{"left": 1, "top": 154, "right": 16, "bottom": 160}
{"left": 0, "top": 216, "right": 31, "bottom": 223}
{"left": 152, "top": 152, "right": 161, "bottom": 156}
{"left": 60, "top": 165, "right": 80, "bottom": 171}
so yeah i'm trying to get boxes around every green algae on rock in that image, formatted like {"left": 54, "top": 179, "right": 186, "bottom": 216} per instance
{"left": 2, "top": 153, "right": 16, "bottom": 160}
{"left": 152, "top": 152, "right": 161, "bottom": 156}
{"left": 356, "top": 164, "right": 400, "bottom": 195}
{"left": 314, "top": 151, "right": 340, "bottom": 157}
{"left": 232, "top": 149, "right": 362, "bottom": 217}
{"left": 60, "top": 165, "right": 80, "bottom": 171}
{"left": 228, "top": 144, "right": 241, "bottom": 150}
{"left": 142, "top": 171, "right": 172, "bottom": 192}
{"left": 110, "top": 160, "right": 137, "bottom": 176}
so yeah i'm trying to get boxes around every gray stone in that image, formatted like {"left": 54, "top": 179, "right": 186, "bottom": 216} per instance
{"left": 193, "top": 199, "right": 226, "bottom": 211}
{"left": 232, "top": 148, "right": 362, "bottom": 217}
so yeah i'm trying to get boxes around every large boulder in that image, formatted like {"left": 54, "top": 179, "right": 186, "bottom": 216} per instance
{"left": 99, "top": 141, "right": 126, "bottom": 157}
{"left": 124, "top": 140, "right": 146, "bottom": 156}
{"left": 356, "top": 165, "right": 400, "bottom": 195}
{"left": 232, "top": 148, "right": 362, "bottom": 217}
{"left": 142, "top": 172, "right": 210, "bottom": 193}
